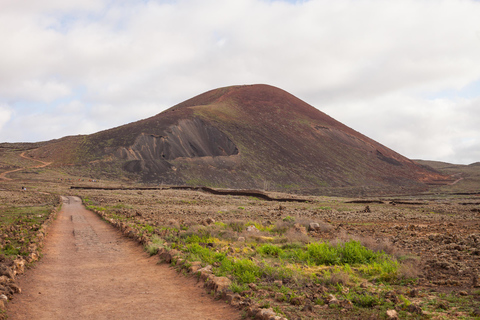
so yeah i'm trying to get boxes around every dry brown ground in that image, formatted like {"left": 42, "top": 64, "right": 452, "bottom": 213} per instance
{"left": 74, "top": 188, "right": 480, "bottom": 319}
{"left": 7, "top": 196, "right": 241, "bottom": 320}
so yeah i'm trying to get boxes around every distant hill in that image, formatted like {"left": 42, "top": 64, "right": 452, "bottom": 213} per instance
{"left": 21, "top": 84, "right": 451, "bottom": 195}
{"left": 415, "top": 159, "right": 480, "bottom": 194}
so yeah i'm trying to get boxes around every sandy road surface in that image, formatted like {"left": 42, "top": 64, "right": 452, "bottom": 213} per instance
{"left": 7, "top": 196, "right": 241, "bottom": 320}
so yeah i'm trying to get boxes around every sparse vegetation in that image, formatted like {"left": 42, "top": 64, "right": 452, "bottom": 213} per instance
{"left": 1, "top": 153, "right": 480, "bottom": 319}
{"left": 70, "top": 187, "right": 480, "bottom": 319}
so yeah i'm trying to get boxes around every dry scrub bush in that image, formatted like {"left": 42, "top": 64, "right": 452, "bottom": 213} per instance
{"left": 331, "top": 231, "right": 398, "bottom": 256}
{"left": 227, "top": 220, "right": 245, "bottom": 233}
{"left": 397, "top": 259, "right": 421, "bottom": 279}
{"left": 272, "top": 220, "right": 293, "bottom": 234}
{"left": 167, "top": 219, "right": 180, "bottom": 229}
{"left": 283, "top": 228, "right": 310, "bottom": 244}
{"left": 326, "top": 271, "right": 351, "bottom": 286}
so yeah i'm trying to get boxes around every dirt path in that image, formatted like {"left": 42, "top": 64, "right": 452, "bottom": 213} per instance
{"left": 7, "top": 196, "right": 241, "bottom": 320}
{"left": 0, "top": 152, "right": 51, "bottom": 180}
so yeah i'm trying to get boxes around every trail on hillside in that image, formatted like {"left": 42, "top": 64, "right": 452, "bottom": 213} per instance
{"left": 7, "top": 196, "right": 241, "bottom": 320}
{"left": 0, "top": 152, "right": 51, "bottom": 180}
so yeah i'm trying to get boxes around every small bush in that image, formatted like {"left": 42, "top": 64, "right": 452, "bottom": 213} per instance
{"left": 258, "top": 244, "right": 284, "bottom": 257}
{"left": 284, "top": 228, "right": 310, "bottom": 244}
{"left": 185, "top": 243, "right": 226, "bottom": 265}
{"left": 272, "top": 220, "right": 291, "bottom": 234}
{"left": 227, "top": 220, "right": 245, "bottom": 232}
{"left": 230, "top": 281, "right": 248, "bottom": 293}
{"left": 328, "top": 271, "right": 351, "bottom": 286}
{"left": 219, "top": 258, "right": 261, "bottom": 284}
{"left": 348, "top": 292, "right": 381, "bottom": 308}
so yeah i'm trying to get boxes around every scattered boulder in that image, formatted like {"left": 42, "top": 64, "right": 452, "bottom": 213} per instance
{"left": 246, "top": 225, "right": 260, "bottom": 233}
{"left": 7, "top": 282, "right": 21, "bottom": 294}
{"left": 13, "top": 259, "right": 25, "bottom": 275}
{"left": 225, "top": 292, "right": 242, "bottom": 306}
{"left": 205, "top": 276, "right": 231, "bottom": 295}
{"left": 384, "top": 291, "right": 399, "bottom": 303}
{"left": 408, "top": 304, "right": 422, "bottom": 314}
{"left": 308, "top": 222, "right": 320, "bottom": 231}
{"left": 302, "top": 304, "right": 313, "bottom": 312}
{"left": 0, "top": 266, "right": 14, "bottom": 279}
{"left": 204, "top": 217, "right": 215, "bottom": 225}
{"left": 197, "top": 265, "right": 212, "bottom": 273}
{"left": 290, "top": 296, "right": 305, "bottom": 306}
{"left": 255, "top": 308, "right": 277, "bottom": 320}
{"left": 293, "top": 223, "right": 307, "bottom": 235}
{"left": 386, "top": 309, "right": 398, "bottom": 320}
{"left": 158, "top": 250, "right": 172, "bottom": 263}
{"left": 327, "top": 294, "right": 339, "bottom": 305}
{"left": 188, "top": 261, "right": 202, "bottom": 273}
{"left": 409, "top": 288, "right": 419, "bottom": 298}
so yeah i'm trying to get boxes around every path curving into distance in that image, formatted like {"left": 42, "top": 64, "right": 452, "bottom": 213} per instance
{"left": 7, "top": 196, "right": 241, "bottom": 320}
{"left": 0, "top": 152, "right": 51, "bottom": 181}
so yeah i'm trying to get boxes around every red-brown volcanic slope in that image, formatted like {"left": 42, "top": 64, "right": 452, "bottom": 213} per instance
{"left": 26, "top": 84, "right": 449, "bottom": 195}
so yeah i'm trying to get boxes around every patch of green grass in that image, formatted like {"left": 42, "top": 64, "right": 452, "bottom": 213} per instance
{"left": 257, "top": 243, "right": 284, "bottom": 256}
{"left": 219, "top": 258, "right": 261, "bottom": 284}
{"left": 0, "top": 204, "right": 55, "bottom": 258}
{"left": 346, "top": 291, "right": 382, "bottom": 308}
{"left": 317, "top": 206, "right": 332, "bottom": 210}
{"left": 230, "top": 281, "right": 249, "bottom": 293}
{"left": 185, "top": 243, "right": 226, "bottom": 265}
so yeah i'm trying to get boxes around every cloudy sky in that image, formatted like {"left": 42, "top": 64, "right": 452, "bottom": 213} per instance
{"left": 1, "top": 0, "right": 479, "bottom": 164}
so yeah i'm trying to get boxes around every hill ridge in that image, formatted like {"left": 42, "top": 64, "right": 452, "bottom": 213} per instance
{"left": 23, "top": 84, "right": 450, "bottom": 195}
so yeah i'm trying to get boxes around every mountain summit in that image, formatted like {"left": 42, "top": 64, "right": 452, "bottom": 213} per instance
{"left": 28, "top": 84, "right": 449, "bottom": 195}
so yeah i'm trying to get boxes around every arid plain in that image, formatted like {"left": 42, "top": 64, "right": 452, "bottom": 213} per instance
{"left": 1, "top": 148, "right": 480, "bottom": 319}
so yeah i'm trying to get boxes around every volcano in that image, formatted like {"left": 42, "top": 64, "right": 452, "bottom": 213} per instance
{"left": 25, "top": 84, "right": 449, "bottom": 195}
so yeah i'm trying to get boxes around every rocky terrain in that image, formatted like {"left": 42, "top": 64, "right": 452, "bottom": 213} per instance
{"left": 73, "top": 187, "right": 480, "bottom": 319}
{"left": 0, "top": 150, "right": 479, "bottom": 319}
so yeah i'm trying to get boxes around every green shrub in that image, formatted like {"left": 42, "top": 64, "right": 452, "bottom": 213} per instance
{"left": 230, "top": 281, "right": 249, "bottom": 293}
{"left": 338, "top": 240, "right": 377, "bottom": 264}
{"left": 185, "top": 243, "right": 226, "bottom": 265}
{"left": 219, "top": 258, "right": 261, "bottom": 284}
{"left": 258, "top": 244, "right": 284, "bottom": 257}
{"left": 347, "top": 291, "right": 381, "bottom": 308}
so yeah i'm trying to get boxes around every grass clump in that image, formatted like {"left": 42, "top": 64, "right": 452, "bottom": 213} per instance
{"left": 219, "top": 258, "right": 261, "bottom": 284}
{"left": 257, "top": 244, "right": 284, "bottom": 257}
{"left": 185, "top": 243, "right": 226, "bottom": 265}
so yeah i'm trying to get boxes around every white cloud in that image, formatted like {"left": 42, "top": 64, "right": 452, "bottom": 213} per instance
{"left": 0, "top": 0, "right": 479, "bottom": 164}
{"left": 321, "top": 93, "right": 480, "bottom": 164}
{"left": 0, "top": 104, "right": 12, "bottom": 130}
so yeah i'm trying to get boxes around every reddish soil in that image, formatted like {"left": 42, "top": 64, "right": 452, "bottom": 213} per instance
{"left": 0, "top": 152, "right": 51, "bottom": 181}
{"left": 7, "top": 196, "right": 241, "bottom": 320}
